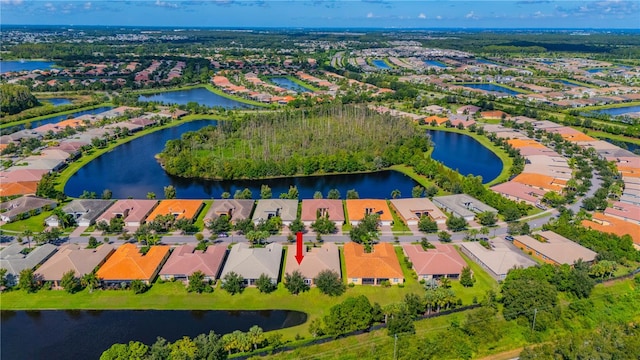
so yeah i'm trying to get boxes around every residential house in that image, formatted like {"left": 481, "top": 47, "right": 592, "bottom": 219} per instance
{"left": 343, "top": 242, "right": 404, "bottom": 285}
{"left": 0, "top": 196, "right": 57, "bottom": 222}
{"left": 432, "top": 194, "right": 498, "bottom": 221}
{"left": 219, "top": 242, "right": 283, "bottom": 286}
{"left": 300, "top": 199, "right": 345, "bottom": 226}
{"left": 390, "top": 198, "right": 447, "bottom": 225}
{"left": 284, "top": 242, "right": 340, "bottom": 285}
{"left": 513, "top": 231, "right": 597, "bottom": 266}
{"left": 205, "top": 199, "right": 254, "bottom": 224}
{"left": 146, "top": 199, "right": 204, "bottom": 222}
{"left": 345, "top": 199, "right": 393, "bottom": 226}
{"left": 53, "top": 199, "right": 113, "bottom": 227}
{"left": 0, "top": 244, "right": 57, "bottom": 286}
{"left": 96, "top": 244, "right": 171, "bottom": 285}
{"left": 34, "top": 244, "right": 115, "bottom": 287}
{"left": 460, "top": 239, "right": 536, "bottom": 280}
{"left": 252, "top": 199, "right": 298, "bottom": 226}
{"left": 95, "top": 199, "right": 158, "bottom": 227}
{"left": 402, "top": 244, "right": 467, "bottom": 281}
{"left": 159, "top": 244, "right": 227, "bottom": 282}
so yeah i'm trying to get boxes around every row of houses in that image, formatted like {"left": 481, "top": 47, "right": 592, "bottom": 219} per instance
{"left": 1, "top": 197, "right": 461, "bottom": 233}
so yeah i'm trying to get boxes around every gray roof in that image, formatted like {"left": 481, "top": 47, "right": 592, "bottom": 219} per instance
{"left": 0, "top": 243, "right": 58, "bottom": 276}
{"left": 206, "top": 199, "right": 254, "bottom": 223}
{"left": 284, "top": 242, "right": 341, "bottom": 281}
{"left": 0, "top": 196, "right": 57, "bottom": 221}
{"left": 514, "top": 231, "right": 597, "bottom": 264}
{"left": 220, "top": 242, "right": 283, "bottom": 280}
{"left": 252, "top": 199, "right": 298, "bottom": 223}
{"left": 62, "top": 199, "right": 113, "bottom": 224}
{"left": 433, "top": 194, "right": 497, "bottom": 218}
{"left": 35, "top": 243, "right": 115, "bottom": 281}
{"left": 460, "top": 239, "right": 536, "bottom": 279}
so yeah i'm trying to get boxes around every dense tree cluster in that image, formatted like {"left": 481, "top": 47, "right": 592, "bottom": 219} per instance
{"left": 0, "top": 84, "right": 40, "bottom": 116}
{"left": 159, "top": 105, "right": 429, "bottom": 179}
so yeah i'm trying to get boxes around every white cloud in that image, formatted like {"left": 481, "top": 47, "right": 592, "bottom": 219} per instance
{"left": 366, "top": 12, "right": 374, "bottom": 18}
{"left": 436, "top": 15, "right": 442, "bottom": 20}
{"left": 0, "top": 0, "right": 24, "bottom": 5}
{"left": 84, "top": 2, "right": 92, "bottom": 10}
{"left": 465, "top": 11, "right": 479, "bottom": 19}
{"left": 44, "top": 2, "right": 56, "bottom": 12}
{"left": 418, "top": 13, "right": 426, "bottom": 19}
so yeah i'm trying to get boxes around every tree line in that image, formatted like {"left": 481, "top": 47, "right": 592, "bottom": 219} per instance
{"left": 159, "top": 105, "right": 430, "bottom": 180}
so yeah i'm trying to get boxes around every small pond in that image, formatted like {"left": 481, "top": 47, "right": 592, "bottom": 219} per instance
{"left": 269, "top": 77, "right": 312, "bottom": 93}
{"left": 40, "top": 98, "right": 73, "bottom": 106}
{"left": 595, "top": 105, "right": 640, "bottom": 116}
{"left": 427, "top": 130, "right": 502, "bottom": 184}
{"left": 423, "top": 60, "right": 447, "bottom": 68}
{"left": 461, "top": 83, "right": 522, "bottom": 96}
{"left": 0, "top": 60, "right": 55, "bottom": 74}
{"left": 138, "top": 88, "right": 254, "bottom": 108}
{"left": 372, "top": 59, "right": 390, "bottom": 69}
{"left": 0, "top": 309, "right": 306, "bottom": 360}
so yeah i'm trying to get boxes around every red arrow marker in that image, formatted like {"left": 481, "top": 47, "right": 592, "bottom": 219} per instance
{"left": 295, "top": 231, "right": 304, "bottom": 265}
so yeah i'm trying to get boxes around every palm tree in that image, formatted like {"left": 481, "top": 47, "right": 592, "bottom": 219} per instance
{"left": 21, "top": 229, "right": 33, "bottom": 249}
{"left": 247, "top": 325, "right": 265, "bottom": 350}
{"left": 390, "top": 189, "right": 401, "bottom": 199}
{"left": 81, "top": 272, "right": 100, "bottom": 291}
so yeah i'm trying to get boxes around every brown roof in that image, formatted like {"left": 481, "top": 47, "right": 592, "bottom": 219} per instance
{"left": 402, "top": 244, "right": 466, "bottom": 276}
{"left": 159, "top": 244, "right": 227, "bottom": 278}
{"left": 343, "top": 242, "right": 403, "bottom": 280}
{"left": 284, "top": 242, "right": 341, "bottom": 281}
{"left": 35, "top": 244, "right": 115, "bottom": 281}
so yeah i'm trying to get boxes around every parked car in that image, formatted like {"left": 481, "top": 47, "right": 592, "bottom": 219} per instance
{"left": 505, "top": 235, "right": 514, "bottom": 241}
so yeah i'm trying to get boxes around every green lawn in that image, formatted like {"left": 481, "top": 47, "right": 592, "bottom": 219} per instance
{"left": 194, "top": 200, "right": 213, "bottom": 231}
{"left": 451, "top": 246, "right": 499, "bottom": 305}
{"left": 0, "top": 211, "right": 52, "bottom": 233}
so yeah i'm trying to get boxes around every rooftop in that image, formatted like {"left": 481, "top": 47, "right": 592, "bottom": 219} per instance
{"left": 343, "top": 242, "right": 403, "bottom": 280}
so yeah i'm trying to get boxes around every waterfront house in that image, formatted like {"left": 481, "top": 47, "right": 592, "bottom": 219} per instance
{"left": 300, "top": 199, "right": 345, "bottom": 226}
{"left": 35, "top": 243, "right": 115, "bottom": 287}
{"left": 95, "top": 199, "right": 158, "bottom": 227}
{"left": 252, "top": 199, "right": 298, "bottom": 226}
{"left": 284, "top": 242, "right": 340, "bottom": 286}
{"left": 0, "top": 243, "right": 57, "bottom": 286}
{"left": 96, "top": 244, "right": 170, "bottom": 285}
{"left": 432, "top": 194, "right": 497, "bottom": 222}
{"left": 205, "top": 199, "right": 254, "bottom": 224}
{"left": 159, "top": 244, "right": 227, "bottom": 282}
{"left": 146, "top": 199, "right": 204, "bottom": 222}
{"left": 54, "top": 199, "right": 113, "bottom": 227}
{"left": 219, "top": 242, "right": 283, "bottom": 286}
{"left": 345, "top": 199, "right": 393, "bottom": 226}
{"left": 390, "top": 198, "right": 447, "bottom": 226}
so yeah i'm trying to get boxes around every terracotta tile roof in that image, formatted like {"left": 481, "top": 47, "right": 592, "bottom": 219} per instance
{"left": 582, "top": 213, "right": 640, "bottom": 245}
{"left": 511, "top": 173, "right": 565, "bottom": 192}
{"left": 480, "top": 110, "right": 510, "bottom": 119}
{"left": 345, "top": 199, "right": 393, "bottom": 222}
{"left": 147, "top": 200, "right": 203, "bottom": 221}
{"left": 507, "top": 139, "right": 546, "bottom": 149}
{"left": 97, "top": 244, "right": 170, "bottom": 282}
{"left": 0, "top": 181, "right": 39, "bottom": 197}
{"left": 425, "top": 115, "right": 449, "bottom": 125}
{"left": 343, "top": 242, "right": 403, "bottom": 280}
{"left": 402, "top": 244, "right": 466, "bottom": 277}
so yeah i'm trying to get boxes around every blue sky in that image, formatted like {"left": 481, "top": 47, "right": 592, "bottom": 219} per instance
{"left": 2, "top": 0, "right": 639, "bottom": 29}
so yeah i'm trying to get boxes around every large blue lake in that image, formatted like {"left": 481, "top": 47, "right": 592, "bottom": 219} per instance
{"left": 596, "top": 105, "right": 640, "bottom": 116}
{"left": 0, "top": 60, "right": 55, "bottom": 74}
{"left": 65, "top": 121, "right": 502, "bottom": 198}
{"left": 427, "top": 130, "right": 502, "bottom": 184}
{"left": 461, "top": 83, "right": 521, "bottom": 96}
{"left": 1, "top": 106, "right": 114, "bottom": 135}
{"left": 269, "top": 77, "right": 312, "bottom": 93}
{"left": 138, "top": 88, "right": 254, "bottom": 108}
{"left": 372, "top": 59, "right": 390, "bottom": 69}
{"left": 0, "top": 310, "right": 306, "bottom": 360}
